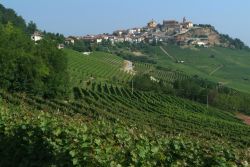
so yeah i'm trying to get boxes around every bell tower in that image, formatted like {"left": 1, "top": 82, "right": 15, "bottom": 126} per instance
{"left": 183, "top": 17, "right": 186, "bottom": 23}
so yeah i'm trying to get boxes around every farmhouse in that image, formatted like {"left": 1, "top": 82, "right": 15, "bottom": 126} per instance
{"left": 31, "top": 31, "right": 43, "bottom": 42}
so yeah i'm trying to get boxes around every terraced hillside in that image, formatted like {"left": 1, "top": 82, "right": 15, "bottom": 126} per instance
{"left": 65, "top": 49, "right": 133, "bottom": 88}
{"left": 2, "top": 48, "right": 250, "bottom": 166}
{"left": 66, "top": 49, "right": 190, "bottom": 88}
{"left": 153, "top": 45, "right": 250, "bottom": 93}
{"left": 134, "top": 62, "right": 189, "bottom": 83}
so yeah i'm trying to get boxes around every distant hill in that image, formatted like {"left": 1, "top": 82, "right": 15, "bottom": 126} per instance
{"left": 175, "top": 24, "right": 249, "bottom": 49}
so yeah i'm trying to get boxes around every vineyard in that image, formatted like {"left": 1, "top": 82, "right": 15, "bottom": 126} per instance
{"left": 1, "top": 48, "right": 250, "bottom": 166}
{"left": 66, "top": 49, "right": 190, "bottom": 90}
{"left": 134, "top": 62, "right": 189, "bottom": 83}
{"left": 1, "top": 84, "right": 250, "bottom": 148}
{"left": 65, "top": 49, "right": 133, "bottom": 88}
{"left": 0, "top": 88, "right": 250, "bottom": 166}
{"left": 1, "top": 48, "right": 249, "bottom": 166}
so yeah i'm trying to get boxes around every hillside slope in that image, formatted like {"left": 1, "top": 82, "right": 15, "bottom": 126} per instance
{"left": 135, "top": 44, "right": 250, "bottom": 93}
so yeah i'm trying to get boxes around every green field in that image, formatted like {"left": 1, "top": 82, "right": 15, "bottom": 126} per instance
{"left": 1, "top": 94, "right": 249, "bottom": 166}
{"left": 65, "top": 48, "right": 191, "bottom": 89}
{"left": 65, "top": 49, "right": 133, "bottom": 88}
{"left": 152, "top": 45, "right": 250, "bottom": 93}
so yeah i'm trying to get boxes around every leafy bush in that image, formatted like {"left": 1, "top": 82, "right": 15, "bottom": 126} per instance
{"left": 0, "top": 24, "right": 69, "bottom": 98}
{"left": 0, "top": 101, "right": 248, "bottom": 166}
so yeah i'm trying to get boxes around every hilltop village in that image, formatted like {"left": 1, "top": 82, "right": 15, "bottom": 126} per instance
{"left": 31, "top": 17, "right": 238, "bottom": 49}
{"left": 66, "top": 17, "right": 220, "bottom": 47}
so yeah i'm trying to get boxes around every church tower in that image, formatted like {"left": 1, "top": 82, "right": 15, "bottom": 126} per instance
{"left": 183, "top": 17, "right": 186, "bottom": 23}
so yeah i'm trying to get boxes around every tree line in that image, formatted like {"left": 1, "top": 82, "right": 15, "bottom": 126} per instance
{"left": 0, "top": 4, "right": 69, "bottom": 98}
{"left": 133, "top": 73, "right": 250, "bottom": 114}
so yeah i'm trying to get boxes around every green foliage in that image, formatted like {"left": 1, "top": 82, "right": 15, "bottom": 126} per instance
{"left": 43, "top": 31, "right": 65, "bottom": 44}
{"left": 172, "top": 77, "right": 250, "bottom": 114}
{"left": 35, "top": 39, "right": 70, "bottom": 98}
{"left": 133, "top": 74, "right": 157, "bottom": 91}
{"left": 0, "top": 101, "right": 248, "bottom": 166}
{"left": 0, "top": 24, "right": 69, "bottom": 98}
{"left": 65, "top": 49, "right": 133, "bottom": 89}
{"left": 68, "top": 39, "right": 92, "bottom": 52}
{"left": 0, "top": 4, "right": 26, "bottom": 30}
{"left": 220, "top": 34, "right": 248, "bottom": 49}
{"left": 26, "top": 21, "right": 37, "bottom": 34}
{"left": 116, "top": 51, "right": 157, "bottom": 64}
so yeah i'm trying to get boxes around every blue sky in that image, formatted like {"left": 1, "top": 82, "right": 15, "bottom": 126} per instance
{"left": 1, "top": 0, "right": 250, "bottom": 45}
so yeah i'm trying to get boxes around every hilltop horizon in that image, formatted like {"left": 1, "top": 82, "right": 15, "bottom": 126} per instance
{"left": 1, "top": 0, "right": 250, "bottom": 46}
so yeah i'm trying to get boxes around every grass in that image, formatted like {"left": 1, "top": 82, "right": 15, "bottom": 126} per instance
{"left": 151, "top": 44, "right": 250, "bottom": 93}
{"left": 64, "top": 49, "right": 133, "bottom": 89}
{"left": 65, "top": 45, "right": 250, "bottom": 93}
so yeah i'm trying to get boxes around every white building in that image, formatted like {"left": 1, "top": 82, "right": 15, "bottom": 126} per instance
{"left": 124, "top": 36, "right": 133, "bottom": 42}
{"left": 196, "top": 41, "right": 207, "bottom": 46}
{"left": 65, "top": 37, "right": 75, "bottom": 45}
{"left": 128, "top": 28, "right": 141, "bottom": 35}
{"left": 57, "top": 44, "right": 65, "bottom": 49}
{"left": 96, "top": 38, "right": 103, "bottom": 43}
{"left": 31, "top": 31, "right": 43, "bottom": 42}
{"left": 83, "top": 52, "right": 91, "bottom": 55}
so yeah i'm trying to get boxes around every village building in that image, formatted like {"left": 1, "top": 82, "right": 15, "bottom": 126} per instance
{"left": 128, "top": 28, "right": 141, "bottom": 35}
{"left": 68, "top": 17, "right": 201, "bottom": 46}
{"left": 96, "top": 38, "right": 102, "bottom": 43}
{"left": 162, "top": 20, "right": 182, "bottom": 34}
{"left": 181, "top": 17, "right": 193, "bottom": 29}
{"left": 147, "top": 19, "right": 157, "bottom": 29}
{"left": 117, "top": 37, "right": 125, "bottom": 43}
{"left": 124, "top": 35, "right": 133, "bottom": 42}
{"left": 82, "top": 35, "right": 96, "bottom": 42}
{"left": 65, "top": 37, "right": 75, "bottom": 45}
{"left": 102, "top": 35, "right": 109, "bottom": 40}
{"left": 196, "top": 41, "right": 208, "bottom": 47}
{"left": 113, "top": 30, "right": 127, "bottom": 36}
{"left": 108, "top": 36, "right": 117, "bottom": 44}
{"left": 31, "top": 31, "right": 43, "bottom": 42}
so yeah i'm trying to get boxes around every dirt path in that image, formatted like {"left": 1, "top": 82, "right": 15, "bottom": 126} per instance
{"left": 209, "top": 64, "right": 224, "bottom": 76}
{"left": 236, "top": 113, "right": 250, "bottom": 125}
{"left": 123, "top": 60, "right": 134, "bottom": 74}
{"left": 160, "top": 46, "right": 177, "bottom": 62}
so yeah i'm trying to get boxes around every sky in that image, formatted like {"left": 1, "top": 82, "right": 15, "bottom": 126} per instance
{"left": 1, "top": 0, "right": 250, "bottom": 46}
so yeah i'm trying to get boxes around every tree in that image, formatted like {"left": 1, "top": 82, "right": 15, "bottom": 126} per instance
{"left": 26, "top": 21, "right": 37, "bottom": 34}
{"left": 0, "top": 4, "right": 26, "bottom": 30}
{"left": 0, "top": 23, "right": 69, "bottom": 98}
